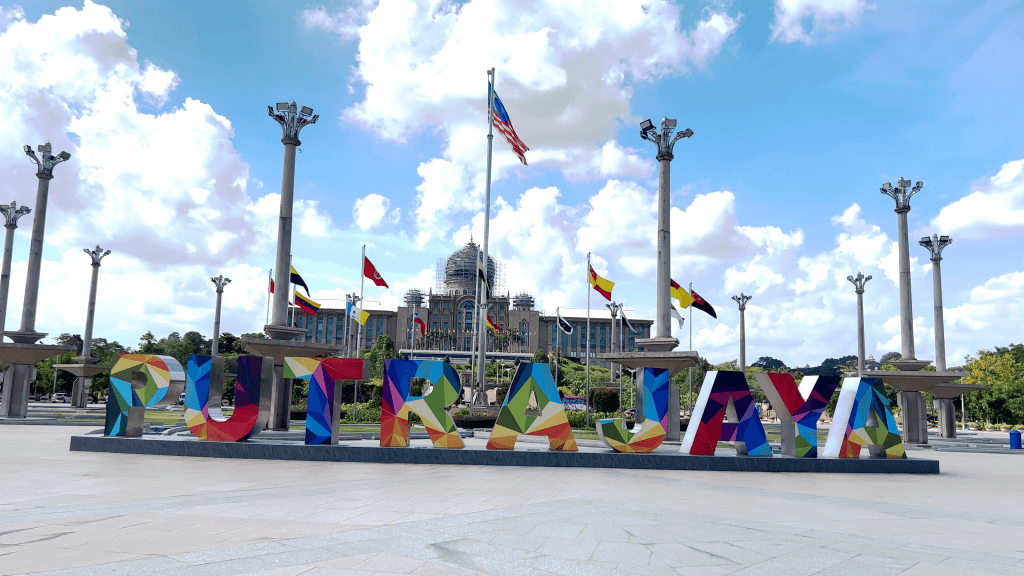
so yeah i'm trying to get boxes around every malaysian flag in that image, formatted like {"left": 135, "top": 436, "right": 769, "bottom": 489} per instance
{"left": 490, "top": 84, "right": 529, "bottom": 165}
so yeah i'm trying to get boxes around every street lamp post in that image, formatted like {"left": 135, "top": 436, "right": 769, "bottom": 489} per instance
{"left": 920, "top": 233, "right": 955, "bottom": 437}
{"left": 70, "top": 245, "right": 110, "bottom": 407}
{"left": 639, "top": 118, "right": 693, "bottom": 442}
{"left": 211, "top": 275, "right": 232, "bottom": 356}
{"left": 0, "top": 201, "right": 31, "bottom": 340}
{"left": 7, "top": 143, "right": 70, "bottom": 344}
{"left": 847, "top": 272, "right": 872, "bottom": 376}
{"left": 731, "top": 293, "right": 752, "bottom": 373}
{"left": 880, "top": 178, "right": 924, "bottom": 363}
{"left": 880, "top": 177, "right": 930, "bottom": 444}
{"left": 605, "top": 301, "right": 619, "bottom": 384}
{"left": 266, "top": 102, "right": 317, "bottom": 341}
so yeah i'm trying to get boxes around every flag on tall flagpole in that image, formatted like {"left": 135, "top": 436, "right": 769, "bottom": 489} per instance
{"left": 348, "top": 302, "right": 370, "bottom": 326}
{"left": 363, "top": 257, "right": 389, "bottom": 288}
{"left": 588, "top": 265, "right": 614, "bottom": 301}
{"left": 671, "top": 305, "right": 685, "bottom": 329}
{"left": 294, "top": 292, "right": 321, "bottom": 315}
{"left": 489, "top": 83, "right": 529, "bottom": 165}
{"left": 690, "top": 289, "right": 718, "bottom": 319}
{"left": 413, "top": 312, "right": 426, "bottom": 336}
{"left": 477, "top": 260, "right": 491, "bottom": 297}
{"left": 670, "top": 279, "right": 694, "bottom": 309}
{"left": 621, "top": 309, "right": 637, "bottom": 334}
{"left": 556, "top": 308, "right": 574, "bottom": 334}
{"left": 289, "top": 266, "right": 310, "bottom": 295}
{"left": 268, "top": 271, "right": 275, "bottom": 294}
{"left": 486, "top": 316, "right": 500, "bottom": 332}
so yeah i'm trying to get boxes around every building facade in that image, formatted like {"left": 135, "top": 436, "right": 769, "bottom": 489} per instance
{"left": 288, "top": 241, "right": 653, "bottom": 365}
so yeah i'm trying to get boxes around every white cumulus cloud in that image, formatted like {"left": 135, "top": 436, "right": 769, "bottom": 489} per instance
{"left": 771, "top": 0, "right": 868, "bottom": 44}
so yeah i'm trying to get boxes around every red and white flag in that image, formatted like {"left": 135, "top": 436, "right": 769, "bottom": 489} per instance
{"left": 363, "top": 256, "right": 389, "bottom": 288}
{"left": 490, "top": 84, "right": 529, "bottom": 165}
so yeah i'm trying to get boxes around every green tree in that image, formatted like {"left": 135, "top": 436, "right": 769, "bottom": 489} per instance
{"left": 532, "top": 349, "right": 548, "bottom": 364}
{"left": 963, "top": 345, "right": 1024, "bottom": 425}
{"left": 364, "top": 334, "right": 399, "bottom": 380}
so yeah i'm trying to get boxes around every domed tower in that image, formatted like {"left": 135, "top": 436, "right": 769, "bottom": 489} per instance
{"left": 441, "top": 240, "right": 497, "bottom": 295}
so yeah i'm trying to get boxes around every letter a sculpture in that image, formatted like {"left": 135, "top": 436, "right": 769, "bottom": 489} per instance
{"left": 487, "top": 362, "right": 577, "bottom": 451}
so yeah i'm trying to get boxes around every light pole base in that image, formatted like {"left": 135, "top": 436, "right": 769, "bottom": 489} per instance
{"left": 263, "top": 324, "right": 305, "bottom": 341}
{"left": 4, "top": 330, "right": 47, "bottom": 345}
{"left": 636, "top": 337, "right": 679, "bottom": 352}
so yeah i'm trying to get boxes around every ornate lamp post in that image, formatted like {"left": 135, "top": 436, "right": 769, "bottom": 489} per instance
{"left": 66, "top": 245, "right": 110, "bottom": 407}
{"left": 920, "top": 234, "right": 955, "bottom": 437}
{"left": 7, "top": 143, "right": 70, "bottom": 344}
{"left": 0, "top": 201, "right": 31, "bottom": 339}
{"left": 880, "top": 178, "right": 924, "bottom": 365}
{"left": 211, "top": 275, "right": 231, "bottom": 356}
{"left": 879, "top": 177, "right": 930, "bottom": 444}
{"left": 731, "top": 293, "right": 752, "bottom": 373}
{"left": 639, "top": 118, "right": 693, "bottom": 442}
{"left": 639, "top": 119, "right": 693, "bottom": 347}
{"left": 605, "top": 301, "right": 619, "bottom": 383}
{"left": 265, "top": 102, "right": 317, "bottom": 341}
{"left": 846, "top": 272, "right": 872, "bottom": 376}
{"left": 80, "top": 246, "right": 111, "bottom": 362}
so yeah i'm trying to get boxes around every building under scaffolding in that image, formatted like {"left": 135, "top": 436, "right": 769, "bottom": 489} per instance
{"left": 434, "top": 239, "right": 505, "bottom": 296}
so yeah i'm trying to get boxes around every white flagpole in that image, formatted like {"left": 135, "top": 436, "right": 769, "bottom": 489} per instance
{"left": 688, "top": 281, "right": 693, "bottom": 416}
{"left": 477, "top": 68, "right": 496, "bottom": 408}
{"left": 358, "top": 247, "right": 366, "bottom": 354}
{"left": 555, "top": 307, "right": 560, "bottom": 387}
{"left": 586, "top": 252, "right": 592, "bottom": 428}
{"left": 471, "top": 249, "right": 481, "bottom": 405}
{"left": 289, "top": 255, "right": 296, "bottom": 329}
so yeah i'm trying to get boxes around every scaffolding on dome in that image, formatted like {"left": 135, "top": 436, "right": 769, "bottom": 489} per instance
{"left": 512, "top": 292, "right": 535, "bottom": 310}
{"left": 434, "top": 241, "right": 505, "bottom": 297}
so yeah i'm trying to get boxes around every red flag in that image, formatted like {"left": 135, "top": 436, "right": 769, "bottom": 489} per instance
{"left": 269, "top": 278, "right": 275, "bottom": 294}
{"left": 363, "top": 257, "right": 389, "bottom": 288}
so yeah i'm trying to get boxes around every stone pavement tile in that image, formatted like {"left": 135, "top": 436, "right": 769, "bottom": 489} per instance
{"left": 409, "top": 558, "right": 485, "bottom": 576}
{"left": 729, "top": 537, "right": 814, "bottom": 558}
{"left": 166, "top": 540, "right": 297, "bottom": 565}
{"left": 521, "top": 555, "right": 619, "bottom": 576}
{"left": 646, "top": 542, "right": 742, "bottom": 567}
{"left": 727, "top": 545, "right": 855, "bottom": 576}
{"left": 526, "top": 522, "right": 585, "bottom": 539}
{"left": 486, "top": 534, "right": 550, "bottom": 554}
{"left": 430, "top": 538, "right": 541, "bottom": 565}
{"left": 897, "top": 561, "right": 1008, "bottom": 575}
{"left": 534, "top": 537, "right": 601, "bottom": 561}
{"left": 17, "top": 556, "right": 190, "bottom": 576}
{"left": 901, "top": 527, "right": 1024, "bottom": 554}
{"left": 678, "top": 541, "right": 770, "bottom": 565}
{"left": 347, "top": 551, "right": 428, "bottom": 573}
{"left": 810, "top": 553, "right": 916, "bottom": 576}
{"left": 0, "top": 548, "right": 79, "bottom": 575}
{"left": 937, "top": 556, "right": 1024, "bottom": 575}
{"left": 577, "top": 524, "right": 631, "bottom": 543}
{"left": 590, "top": 542, "right": 652, "bottom": 565}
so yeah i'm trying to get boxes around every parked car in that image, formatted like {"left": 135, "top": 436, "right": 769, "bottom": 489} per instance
{"left": 563, "top": 395, "right": 587, "bottom": 411}
{"left": 178, "top": 392, "right": 186, "bottom": 405}
{"left": 50, "top": 393, "right": 68, "bottom": 403}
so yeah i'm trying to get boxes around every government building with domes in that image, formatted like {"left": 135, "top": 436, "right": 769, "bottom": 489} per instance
{"left": 288, "top": 241, "right": 653, "bottom": 366}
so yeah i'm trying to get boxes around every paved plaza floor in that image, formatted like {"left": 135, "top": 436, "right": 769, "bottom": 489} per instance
{"left": 1, "top": 426, "right": 1022, "bottom": 575}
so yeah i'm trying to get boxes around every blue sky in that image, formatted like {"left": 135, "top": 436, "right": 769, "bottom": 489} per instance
{"left": 2, "top": 0, "right": 1023, "bottom": 366}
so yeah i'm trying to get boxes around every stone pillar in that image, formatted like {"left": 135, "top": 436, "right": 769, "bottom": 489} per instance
{"left": 0, "top": 201, "right": 31, "bottom": 340}
{"left": 847, "top": 273, "right": 872, "bottom": 376}
{"left": 71, "top": 246, "right": 110, "bottom": 407}
{"left": 934, "top": 399, "right": 956, "bottom": 438}
{"left": 7, "top": 144, "right": 70, "bottom": 344}
{"left": 1, "top": 364, "right": 37, "bottom": 418}
{"left": 265, "top": 102, "right": 317, "bottom": 340}
{"left": 605, "top": 301, "right": 618, "bottom": 383}
{"left": 731, "top": 293, "right": 752, "bottom": 373}
{"left": 211, "top": 275, "right": 231, "bottom": 356}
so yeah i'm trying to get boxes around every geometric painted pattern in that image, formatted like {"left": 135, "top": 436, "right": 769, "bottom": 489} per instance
{"left": 681, "top": 371, "right": 772, "bottom": 457}
{"left": 486, "top": 362, "right": 577, "bottom": 451}
{"left": 184, "top": 355, "right": 269, "bottom": 442}
{"left": 823, "top": 377, "right": 906, "bottom": 459}
{"left": 381, "top": 360, "right": 464, "bottom": 449}
{"left": 755, "top": 373, "right": 840, "bottom": 458}
{"left": 597, "top": 367, "right": 669, "bottom": 453}
{"left": 285, "top": 357, "right": 367, "bottom": 445}
{"left": 104, "top": 354, "right": 183, "bottom": 437}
